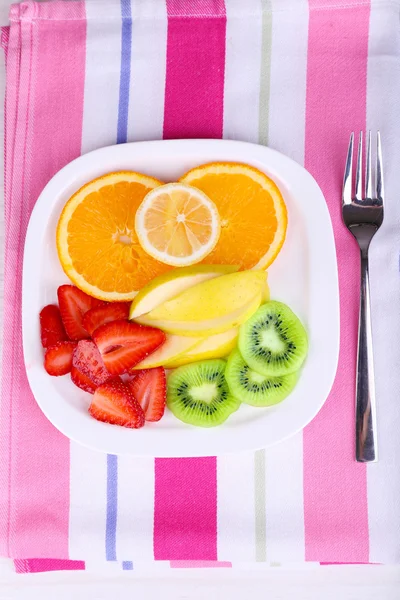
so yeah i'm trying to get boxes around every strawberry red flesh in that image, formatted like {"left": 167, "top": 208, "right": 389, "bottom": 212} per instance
{"left": 72, "top": 340, "right": 112, "bottom": 386}
{"left": 93, "top": 320, "right": 166, "bottom": 375}
{"left": 57, "top": 285, "right": 105, "bottom": 341}
{"left": 82, "top": 302, "right": 130, "bottom": 337}
{"left": 71, "top": 366, "right": 97, "bottom": 394}
{"left": 44, "top": 341, "right": 77, "bottom": 376}
{"left": 40, "top": 304, "right": 68, "bottom": 348}
{"left": 127, "top": 367, "right": 166, "bottom": 422}
{"left": 89, "top": 380, "right": 145, "bottom": 428}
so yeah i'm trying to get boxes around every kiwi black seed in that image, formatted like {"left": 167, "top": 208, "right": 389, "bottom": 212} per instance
{"left": 167, "top": 359, "right": 240, "bottom": 427}
{"left": 225, "top": 349, "right": 298, "bottom": 407}
{"left": 238, "top": 301, "right": 308, "bottom": 377}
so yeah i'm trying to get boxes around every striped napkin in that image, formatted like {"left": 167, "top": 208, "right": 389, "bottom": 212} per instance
{"left": 1, "top": 0, "right": 400, "bottom": 574}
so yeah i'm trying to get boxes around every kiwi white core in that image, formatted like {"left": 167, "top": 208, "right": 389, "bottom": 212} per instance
{"left": 248, "top": 370, "right": 266, "bottom": 385}
{"left": 190, "top": 383, "right": 218, "bottom": 404}
{"left": 260, "top": 328, "right": 285, "bottom": 353}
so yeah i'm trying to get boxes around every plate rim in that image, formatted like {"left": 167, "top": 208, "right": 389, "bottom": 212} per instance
{"left": 22, "top": 138, "right": 340, "bottom": 457}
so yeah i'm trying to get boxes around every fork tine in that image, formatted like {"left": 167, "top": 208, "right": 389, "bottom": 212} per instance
{"left": 365, "top": 130, "right": 373, "bottom": 198}
{"left": 343, "top": 132, "right": 354, "bottom": 205}
{"left": 355, "top": 131, "right": 363, "bottom": 200}
{"left": 376, "top": 131, "right": 384, "bottom": 202}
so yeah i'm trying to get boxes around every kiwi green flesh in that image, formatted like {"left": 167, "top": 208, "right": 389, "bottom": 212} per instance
{"left": 167, "top": 359, "right": 240, "bottom": 428}
{"left": 239, "top": 301, "right": 308, "bottom": 376}
{"left": 226, "top": 349, "right": 298, "bottom": 407}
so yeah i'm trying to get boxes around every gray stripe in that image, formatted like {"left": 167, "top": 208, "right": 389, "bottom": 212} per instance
{"left": 254, "top": 448, "right": 267, "bottom": 561}
{"left": 258, "top": 0, "right": 273, "bottom": 146}
{"left": 254, "top": 0, "right": 273, "bottom": 563}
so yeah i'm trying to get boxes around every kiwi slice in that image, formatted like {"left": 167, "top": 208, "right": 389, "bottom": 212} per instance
{"left": 239, "top": 301, "right": 308, "bottom": 376}
{"left": 225, "top": 349, "right": 298, "bottom": 407}
{"left": 167, "top": 359, "right": 240, "bottom": 427}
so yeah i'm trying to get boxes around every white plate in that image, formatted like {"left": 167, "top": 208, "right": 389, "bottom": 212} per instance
{"left": 23, "top": 139, "right": 339, "bottom": 457}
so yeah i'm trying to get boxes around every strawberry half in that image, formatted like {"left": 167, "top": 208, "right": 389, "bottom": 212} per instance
{"left": 72, "top": 340, "right": 113, "bottom": 386}
{"left": 82, "top": 302, "right": 130, "bottom": 337}
{"left": 127, "top": 367, "right": 166, "bottom": 422}
{"left": 40, "top": 304, "right": 68, "bottom": 348}
{"left": 71, "top": 366, "right": 97, "bottom": 394}
{"left": 93, "top": 320, "right": 166, "bottom": 375}
{"left": 44, "top": 341, "right": 77, "bottom": 376}
{"left": 57, "top": 285, "right": 105, "bottom": 341}
{"left": 89, "top": 380, "right": 145, "bottom": 428}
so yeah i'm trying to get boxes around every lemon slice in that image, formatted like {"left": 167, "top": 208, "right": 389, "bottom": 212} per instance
{"left": 135, "top": 183, "right": 221, "bottom": 267}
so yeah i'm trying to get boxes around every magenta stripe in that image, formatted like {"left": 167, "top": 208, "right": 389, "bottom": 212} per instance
{"left": 170, "top": 561, "right": 232, "bottom": 568}
{"left": 0, "top": 1, "right": 86, "bottom": 558}
{"left": 303, "top": 0, "right": 370, "bottom": 563}
{"left": 154, "top": 0, "right": 225, "bottom": 561}
{"left": 14, "top": 559, "right": 85, "bottom": 574}
{"left": 154, "top": 458, "right": 218, "bottom": 560}
{"left": 163, "top": 0, "right": 226, "bottom": 139}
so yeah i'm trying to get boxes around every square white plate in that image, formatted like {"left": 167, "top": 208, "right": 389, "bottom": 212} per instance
{"left": 23, "top": 139, "right": 339, "bottom": 456}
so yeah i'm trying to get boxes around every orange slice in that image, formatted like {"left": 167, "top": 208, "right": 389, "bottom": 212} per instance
{"left": 56, "top": 171, "right": 175, "bottom": 301}
{"left": 135, "top": 183, "right": 221, "bottom": 267}
{"left": 180, "top": 162, "right": 287, "bottom": 270}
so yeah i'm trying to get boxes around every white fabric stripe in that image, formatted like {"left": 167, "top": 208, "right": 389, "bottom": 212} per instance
{"left": 367, "top": 0, "right": 400, "bottom": 564}
{"left": 80, "top": 0, "right": 122, "bottom": 153}
{"left": 264, "top": 434, "right": 305, "bottom": 562}
{"left": 113, "top": 0, "right": 166, "bottom": 560}
{"left": 116, "top": 457, "right": 155, "bottom": 561}
{"left": 218, "top": 0, "right": 262, "bottom": 562}
{"left": 69, "top": 0, "right": 122, "bottom": 562}
{"left": 223, "top": 0, "right": 262, "bottom": 144}
{"left": 268, "top": 0, "right": 308, "bottom": 164}
{"left": 262, "top": 0, "right": 308, "bottom": 563}
{"left": 69, "top": 443, "right": 108, "bottom": 561}
{"left": 127, "top": 0, "right": 167, "bottom": 142}
{"left": 217, "top": 452, "right": 256, "bottom": 561}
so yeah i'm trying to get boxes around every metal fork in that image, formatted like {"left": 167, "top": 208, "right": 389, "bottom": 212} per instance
{"left": 342, "top": 131, "right": 384, "bottom": 463}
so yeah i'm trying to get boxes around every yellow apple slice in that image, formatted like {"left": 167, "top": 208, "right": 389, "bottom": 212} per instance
{"left": 165, "top": 328, "right": 239, "bottom": 368}
{"left": 142, "top": 270, "right": 266, "bottom": 322}
{"left": 129, "top": 264, "right": 239, "bottom": 319}
{"left": 261, "top": 275, "right": 270, "bottom": 302}
{"left": 132, "top": 334, "right": 200, "bottom": 369}
{"left": 137, "top": 292, "right": 262, "bottom": 336}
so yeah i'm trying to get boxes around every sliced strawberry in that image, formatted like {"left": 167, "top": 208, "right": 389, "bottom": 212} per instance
{"left": 89, "top": 380, "right": 145, "bottom": 428}
{"left": 57, "top": 285, "right": 105, "bottom": 341}
{"left": 44, "top": 341, "right": 77, "bottom": 376}
{"left": 40, "top": 304, "right": 68, "bottom": 348}
{"left": 127, "top": 367, "right": 166, "bottom": 422}
{"left": 72, "top": 340, "right": 112, "bottom": 386}
{"left": 71, "top": 366, "right": 97, "bottom": 394}
{"left": 82, "top": 302, "right": 130, "bottom": 337}
{"left": 93, "top": 320, "right": 166, "bottom": 375}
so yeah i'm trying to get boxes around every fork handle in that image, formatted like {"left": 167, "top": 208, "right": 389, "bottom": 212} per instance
{"left": 355, "top": 252, "right": 378, "bottom": 462}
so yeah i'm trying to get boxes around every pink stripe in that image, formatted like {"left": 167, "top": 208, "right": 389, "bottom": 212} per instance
{"left": 163, "top": 0, "right": 226, "bottom": 139}
{"left": 0, "top": 1, "right": 86, "bottom": 558}
{"left": 0, "top": 17, "right": 20, "bottom": 558}
{"left": 154, "top": 0, "right": 225, "bottom": 562}
{"left": 170, "top": 561, "right": 232, "bottom": 568}
{"left": 303, "top": 1, "right": 371, "bottom": 563}
{"left": 154, "top": 459, "right": 218, "bottom": 560}
{"left": 14, "top": 559, "right": 85, "bottom": 574}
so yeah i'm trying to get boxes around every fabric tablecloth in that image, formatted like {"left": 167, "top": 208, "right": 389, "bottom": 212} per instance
{"left": 1, "top": 0, "right": 400, "bottom": 574}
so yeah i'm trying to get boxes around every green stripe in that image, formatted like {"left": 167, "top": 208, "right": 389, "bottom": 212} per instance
{"left": 258, "top": 0, "right": 273, "bottom": 146}
{"left": 254, "top": 449, "right": 266, "bottom": 561}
